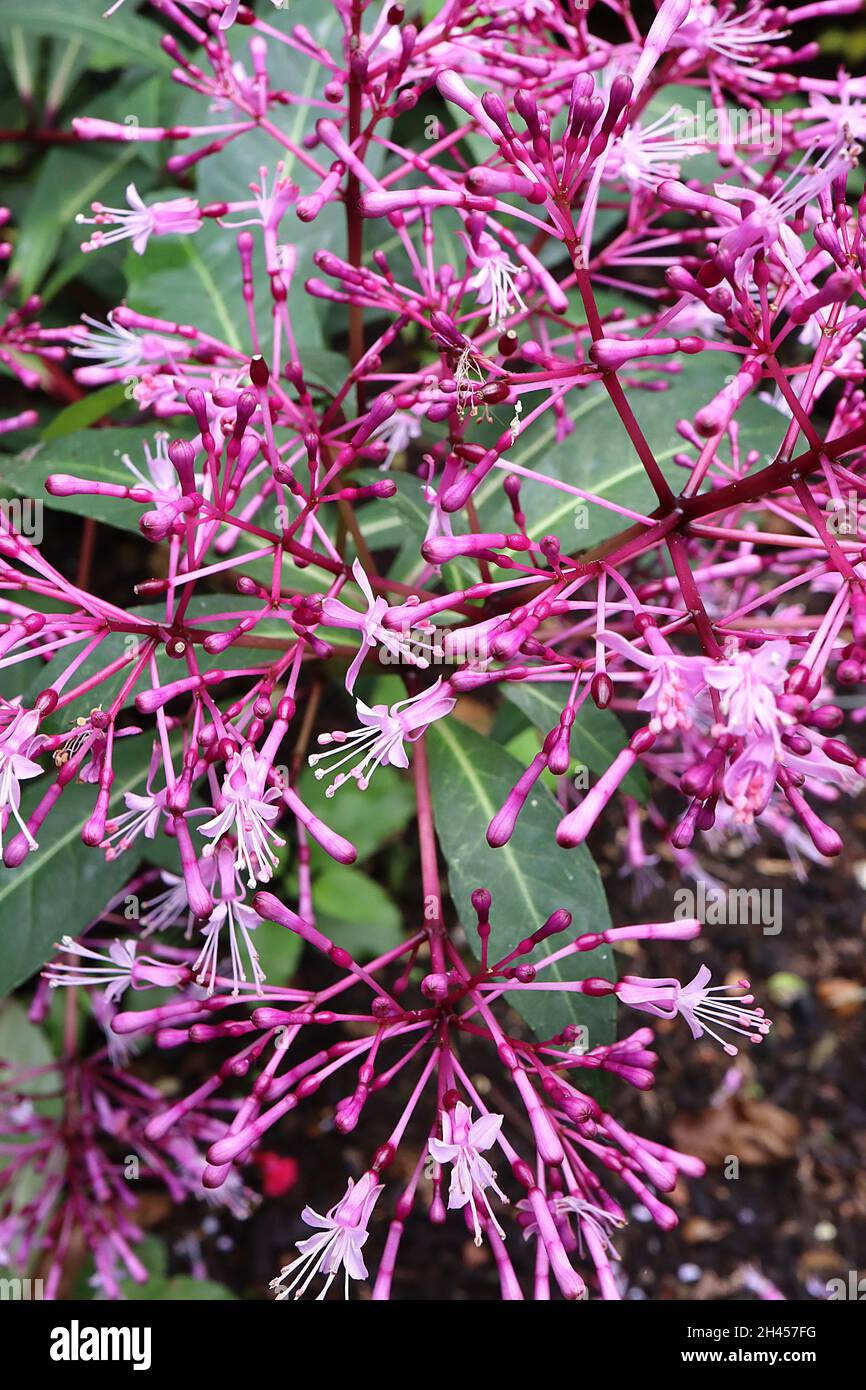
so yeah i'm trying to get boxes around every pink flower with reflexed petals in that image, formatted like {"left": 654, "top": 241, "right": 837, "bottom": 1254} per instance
{"left": 43, "top": 936, "right": 189, "bottom": 1000}
{"left": 723, "top": 734, "right": 778, "bottom": 822}
{"left": 76, "top": 183, "right": 201, "bottom": 256}
{"left": 309, "top": 678, "right": 456, "bottom": 795}
{"left": 0, "top": 706, "right": 43, "bottom": 852}
{"left": 599, "top": 629, "right": 708, "bottom": 734}
{"left": 322, "top": 558, "right": 433, "bottom": 693}
{"left": 199, "top": 745, "right": 285, "bottom": 888}
{"left": 270, "top": 1172, "right": 383, "bottom": 1300}
{"left": 713, "top": 142, "right": 856, "bottom": 273}
{"left": 463, "top": 232, "right": 527, "bottom": 329}
{"left": 618, "top": 964, "right": 772, "bottom": 1055}
{"left": 429, "top": 1101, "right": 508, "bottom": 1245}
{"left": 705, "top": 639, "right": 791, "bottom": 746}
{"left": 101, "top": 787, "right": 167, "bottom": 860}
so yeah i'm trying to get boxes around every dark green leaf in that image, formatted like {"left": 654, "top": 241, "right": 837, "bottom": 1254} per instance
{"left": 502, "top": 681, "right": 649, "bottom": 802}
{"left": 1, "top": 1, "right": 171, "bottom": 72}
{"left": 0, "top": 737, "right": 161, "bottom": 994}
{"left": 41, "top": 383, "right": 131, "bottom": 440}
{"left": 0, "top": 425, "right": 191, "bottom": 533}
{"left": 255, "top": 921, "right": 303, "bottom": 987}
{"left": 427, "top": 718, "right": 616, "bottom": 1046}
{"left": 471, "top": 353, "right": 784, "bottom": 552}
{"left": 314, "top": 864, "right": 403, "bottom": 961}
{"left": 0, "top": 1000, "right": 54, "bottom": 1086}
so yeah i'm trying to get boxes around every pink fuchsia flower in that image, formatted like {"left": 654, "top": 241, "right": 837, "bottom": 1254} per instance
{"left": 712, "top": 142, "right": 856, "bottom": 273}
{"left": 322, "top": 559, "right": 433, "bottom": 693}
{"left": 0, "top": 706, "right": 43, "bottom": 852}
{"left": 705, "top": 639, "right": 791, "bottom": 747}
{"left": 428, "top": 1101, "right": 508, "bottom": 1246}
{"left": 309, "top": 678, "right": 456, "bottom": 796}
{"left": 67, "top": 311, "right": 174, "bottom": 383}
{"left": 101, "top": 786, "right": 168, "bottom": 860}
{"left": 599, "top": 628, "right": 708, "bottom": 734}
{"left": 617, "top": 965, "right": 772, "bottom": 1056}
{"left": 723, "top": 734, "right": 778, "bottom": 823}
{"left": 221, "top": 163, "right": 298, "bottom": 236}
{"left": 603, "top": 105, "right": 707, "bottom": 190}
{"left": 372, "top": 408, "right": 423, "bottom": 470}
{"left": 120, "top": 432, "right": 183, "bottom": 504}
{"left": 140, "top": 862, "right": 217, "bottom": 936}
{"left": 76, "top": 183, "right": 202, "bottom": 256}
{"left": 462, "top": 232, "right": 527, "bottom": 330}
{"left": 270, "top": 1172, "right": 383, "bottom": 1301}
{"left": 141, "top": 869, "right": 196, "bottom": 935}
{"left": 555, "top": 1196, "right": 626, "bottom": 1255}
{"left": 795, "top": 75, "right": 866, "bottom": 150}
{"left": 520, "top": 1192, "right": 625, "bottom": 1265}
{"left": 670, "top": 1, "right": 790, "bottom": 69}
{"left": 199, "top": 745, "right": 285, "bottom": 888}
{"left": 44, "top": 936, "right": 190, "bottom": 1000}
{"left": 191, "top": 845, "right": 267, "bottom": 995}
{"left": 193, "top": 897, "right": 265, "bottom": 996}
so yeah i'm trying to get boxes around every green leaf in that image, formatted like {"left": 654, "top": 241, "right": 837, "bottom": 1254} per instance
{"left": 427, "top": 719, "right": 616, "bottom": 1046}
{"left": 0, "top": 737, "right": 161, "bottom": 994}
{"left": 0, "top": 1003, "right": 58, "bottom": 1219}
{"left": 502, "top": 682, "right": 649, "bottom": 802}
{"left": 188, "top": 0, "right": 342, "bottom": 202}
{"left": 0, "top": 1000, "right": 54, "bottom": 1088}
{"left": 10, "top": 145, "right": 139, "bottom": 299}
{"left": 471, "top": 353, "right": 784, "bottom": 552}
{"left": 296, "top": 762, "right": 414, "bottom": 865}
{"left": 0, "top": 425, "right": 191, "bottom": 533}
{"left": 41, "top": 383, "right": 130, "bottom": 440}
{"left": 255, "top": 921, "right": 303, "bottom": 987}
{"left": 0, "top": 0, "right": 171, "bottom": 72}
{"left": 313, "top": 864, "right": 403, "bottom": 961}
{"left": 126, "top": 1276, "right": 237, "bottom": 1301}
{"left": 123, "top": 218, "right": 338, "bottom": 372}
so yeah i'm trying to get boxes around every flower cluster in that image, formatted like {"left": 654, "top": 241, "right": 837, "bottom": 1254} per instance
{"left": 0, "top": 0, "right": 858, "bottom": 1300}
{"left": 0, "top": 1046, "right": 256, "bottom": 1298}
{"left": 46, "top": 892, "right": 763, "bottom": 1300}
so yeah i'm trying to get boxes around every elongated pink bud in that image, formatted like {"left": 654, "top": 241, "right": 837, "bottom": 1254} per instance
{"left": 135, "top": 670, "right": 226, "bottom": 714}
{"left": 280, "top": 784, "right": 357, "bottom": 863}
{"left": 590, "top": 336, "right": 703, "bottom": 371}
{"left": 360, "top": 189, "right": 495, "bottom": 217}
{"left": 72, "top": 117, "right": 173, "bottom": 142}
{"left": 657, "top": 180, "right": 732, "bottom": 220}
{"left": 422, "top": 532, "right": 533, "bottom": 564}
{"left": 466, "top": 167, "right": 546, "bottom": 202}
{"left": 603, "top": 919, "right": 701, "bottom": 943}
{"left": 630, "top": 0, "right": 692, "bottom": 97}
{"left": 46, "top": 475, "right": 151, "bottom": 502}
{"left": 695, "top": 358, "right": 763, "bottom": 436}
{"left": 556, "top": 747, "right": 640, "bottom": 847}
{"left": 790, "top": 270, "right": 856, "bottom": 324}
{"left": 254, "top": 891, "right": 335, "bottom": 954}
{"left": 436, "top": 70, "right": 504, "bottom": 140}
